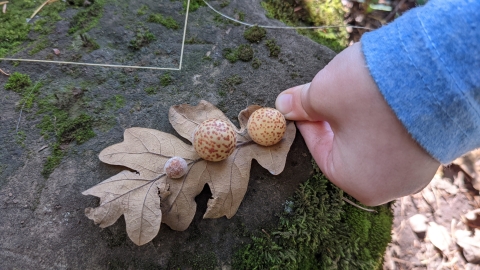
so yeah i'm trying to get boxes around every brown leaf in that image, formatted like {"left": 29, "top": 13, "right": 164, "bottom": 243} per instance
{"left": 463, "top": 209, "right": 480, "bottom": 229}
{"left": 426, "top": 221, "right": 451, "bottom": 253}
{"left": 82, "top": 170, "right": 162, "bottom": 246}
{"left": 455, "top": 229, "right": 480, "bottom": 263}
{"left": 83, "top": 101, "right": 296, "bottom": 245}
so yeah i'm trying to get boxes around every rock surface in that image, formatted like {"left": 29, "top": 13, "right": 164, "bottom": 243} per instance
{"left": 0, "top": 0, "right": 335, "bottom": 268}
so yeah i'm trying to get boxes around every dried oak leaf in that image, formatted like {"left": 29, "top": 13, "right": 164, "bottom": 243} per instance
{"left": 426, "top": 221, "right": 452, "bottom": 253}
{"left": 82, "top": 100, "right": 296, "bottom": 245}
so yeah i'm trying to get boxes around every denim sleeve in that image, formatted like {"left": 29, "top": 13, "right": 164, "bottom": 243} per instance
{"left": 361, "top": 0, "right": 480, "bottom": 164}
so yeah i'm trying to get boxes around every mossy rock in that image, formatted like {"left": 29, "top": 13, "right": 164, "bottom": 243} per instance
{"left": 234, "top": 163, "right": 393, "bottom": 269}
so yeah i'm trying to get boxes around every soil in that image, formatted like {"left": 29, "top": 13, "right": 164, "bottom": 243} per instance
{"left": 0, "top": 0, "right": 336, "bottom": 268}
{"left": 385, "top": 163, "right": 480, "bottom": 270}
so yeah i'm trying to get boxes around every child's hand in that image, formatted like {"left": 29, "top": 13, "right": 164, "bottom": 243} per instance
{"left": 275, "top": 42, "right": 440, "bottom": 205}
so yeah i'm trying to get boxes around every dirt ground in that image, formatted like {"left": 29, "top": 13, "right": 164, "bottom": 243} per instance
{"left": 384, "top": 160, "right": 480, "bottom": 269}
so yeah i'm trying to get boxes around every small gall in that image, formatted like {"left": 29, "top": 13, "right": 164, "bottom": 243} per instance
{"left": 247, "top": 107, "right": 286, "bottom": 146}
{"left": 193, "top": 119, "right": 237, "bottom": 162}
{"left": 164, "top": 157, "right": 188, "bottom": 179}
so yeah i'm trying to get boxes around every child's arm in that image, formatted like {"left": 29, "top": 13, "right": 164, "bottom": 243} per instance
{"left": 276, "top": 0, "right": 479, "bottom": 205}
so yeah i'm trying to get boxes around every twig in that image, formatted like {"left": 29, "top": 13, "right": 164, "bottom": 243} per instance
{"left": 342, "top": 197, "right": 377, "bottom": 213}
{"left": 1, "top": 1, "right": 8, "bottom": 14}
{"left": 0, "top": 68, "right": 10, "bottom": 76}
{"left": 30, "top": 0, "right": 58, "bottom": 19}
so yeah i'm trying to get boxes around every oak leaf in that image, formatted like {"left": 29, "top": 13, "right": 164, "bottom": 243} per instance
{"left": 83, "top": 100, "right": 296, "bottom": 245}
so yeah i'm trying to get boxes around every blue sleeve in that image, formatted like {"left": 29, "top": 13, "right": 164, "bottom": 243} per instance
{"left": 361, "top": 0, "right": 480, "bottom": 164}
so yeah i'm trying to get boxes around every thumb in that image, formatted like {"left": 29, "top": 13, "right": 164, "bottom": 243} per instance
{"left": 275, "top": 83, "right": 323, "bottom": 121}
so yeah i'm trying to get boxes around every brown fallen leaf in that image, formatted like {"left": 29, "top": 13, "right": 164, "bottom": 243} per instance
{"left": 83, "top": 100, "right": 296, "bottom": 245}
{"left": 426, "top": 221, "right": 452, "bottom": 253}
{"left": 455, "top": 229, "right": 480, "bottom": 263}
{"left": 463, "top": 209, "right": 480, "bottom": 229}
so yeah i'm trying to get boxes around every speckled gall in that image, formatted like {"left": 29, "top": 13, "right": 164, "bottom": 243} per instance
{"left": 247, "top": 108, "right": 286, "bottom": 146}
{"left": 164, "top": 156, "right": 188, "bottom": 179}
{"left": 193, "top": 119, "right": 237, "bottom": 161}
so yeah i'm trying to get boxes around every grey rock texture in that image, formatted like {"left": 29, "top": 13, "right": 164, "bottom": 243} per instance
{"left": 0, "top": 0, "right": 335, "bottom": 268}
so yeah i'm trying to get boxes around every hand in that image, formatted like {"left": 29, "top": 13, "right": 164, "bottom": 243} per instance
{"left": 275, "top": 42, "right": 440, "bottom": 206}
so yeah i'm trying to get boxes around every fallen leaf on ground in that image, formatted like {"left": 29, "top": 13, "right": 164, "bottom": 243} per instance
{"left": 83, "top": 100, "right": 296, "bottom": 245}
{"left": 427, "top": 221, "right": 451, "bottom": 253}
{"left": 431, "top": 175, "right": 458, "bottom": 195}
{"left": 409, "top": 214, "right": 428, "bottom": 234}
{"left": 455, "top": 229, "right": 480, "bottom": 263}
{"left": 463, "top": 209, "right": 480, "bottom": 229}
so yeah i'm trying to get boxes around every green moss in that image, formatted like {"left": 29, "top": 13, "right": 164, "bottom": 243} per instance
{"left": 220, "top": 0, "right": 230, "bottom": 8}
{"left": 5, "top": 72, "right": 42, "bottom": 110}
{"left": 0, "top": 2, "right": 33, "bottom": 57}
{"left": 136, "top": 4, "right": 148, "bottom": 15}
{"left": 233, "top": 163, "right": 393, "bottom": 269}
{"left": 265, "top": 39, "right": 280, "bottom": 57}
{"left": 237, "top": 44, "right": 254, "bottom": 61}
{"left": 37, "top": 105, "right": 95, "bottom": 177}
{"left": 243, "top": 26, "right": 267, "bottom": 43}
{"left": 261, "top": 0, "right": 347, "bottom": 52}
{"left": 0, "top": 0, "right": 65, "bottom": 57}
{"left": 80, "top": 34, "right": 100, "bottom": 52}
{"left": 58, "top": 113, "right": 95, "bottom": 144}
{"left": 160, "top": 73, "right": 173, "bottom": 87}
{"left": 5, "top": 72, "right": 32, "bottom": 92}
{"left": 223, "top": 48, "right": 238, "bottom": 63}
{"left": 237, "top": 11, "right": 245, "bottom": 21}
{"left": 144, "top": 86, "right": 156, "bottom": 95}
{"left": 223, "top": 44, "right": 254, "bottom": 63}
{"left": 15, "top": 131, "right": 27, "bottom": 147}
{"left": 183, "top": 0, "right": 206, "bottom": 12}
{"left": 252, "top": 57, "right": 262, "bottom": 69}
{"left": 219, "top": 75, "right": 242, "bottom": 94}
{"left": 129, "top": 25, "right": 156, "bottom": 50}
{"left": 68, "top": 0, "right": 106, "bottom": 34}
{"left": 42, "top": 143, "right": 65, "bottom": 178}
{"left": 29, "top": 38, "right": 50, "bottom": 55}
{"left": 148, "top": 13, "right": 179, "bottom": 29}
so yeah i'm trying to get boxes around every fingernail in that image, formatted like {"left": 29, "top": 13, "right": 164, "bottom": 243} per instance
{"left": 276, "top": 94, "right": 292, "bottom": 115}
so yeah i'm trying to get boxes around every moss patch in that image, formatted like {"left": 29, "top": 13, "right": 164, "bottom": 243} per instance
{"left": 160, "top": 73, "right": 173, "bottom": 87}
{"left": 183, "top": 0, "right": 206, "bottom": 12}
{"left": 5, "top": 72, "right": 43, "bottom": 110}
{"left": 4, "top": 73, "right": 127, "bottom": 178}
{"left": 243, "top": 26, "right": 267, "bottom": 43}
{"left": 233, "top": 163, "right": 393, "bottom": 269}
{"left": 147, "top": 13, "right": 179, "bottom": 29}
{"left": 5, "top": 72, "right": 32, "bottom": 92}
{"left": 219, "top": 75, "right": 242, "bottom": 95}
{"left": 252, "top": 57, "right": 262, "bottom": 69}
{"left": 265, "top": 39, "right": 281, "bottom": 57}
{"left": 261, "top": 0, "right": 347, "bottom": 52}
{"left": 129, "top": 25, "right": 156, "bottom": 51}
{"left": 0, "top": 0, "right": 66, "bottom": 57}
{"left": 223, "top": 44, "right": 254, "bottom": 63}
{"left": 68, "top": 0, "right": 106, "bottom": 34}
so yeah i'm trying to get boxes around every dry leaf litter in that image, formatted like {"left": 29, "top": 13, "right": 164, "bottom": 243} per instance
{"left": 385, "top": 149, "right": 480, "bottom": 269}
{"left": 82, "top": 100, "right": 296, "bottom": 246}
